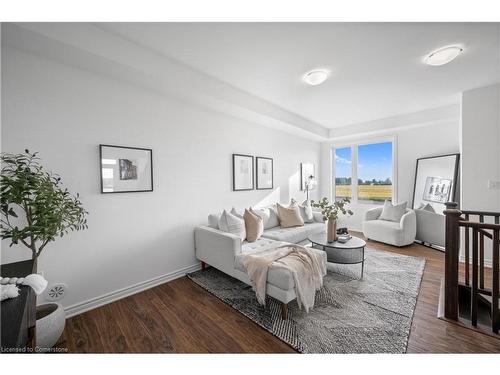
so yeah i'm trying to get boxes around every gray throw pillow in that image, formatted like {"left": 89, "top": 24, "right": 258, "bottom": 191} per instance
{"left": 208, "top": 213, "right": 221, "bottom": 229}
{"left": 379, "top": 200, "right": 407, "bottom": 222}
{"left": 218, "top": 210, "right": 246, "bottom": 241}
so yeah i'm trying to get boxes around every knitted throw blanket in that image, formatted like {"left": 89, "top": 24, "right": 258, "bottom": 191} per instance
{"left": 242, "top": 244, "right": 326, "bottom": 312}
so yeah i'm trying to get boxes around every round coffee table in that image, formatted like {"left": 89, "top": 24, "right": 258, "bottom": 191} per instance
{"left": 308, "top": 233, "right": 366, "bottom": 278}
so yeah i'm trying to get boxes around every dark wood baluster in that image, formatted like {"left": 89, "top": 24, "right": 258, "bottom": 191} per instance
{"left": 465, "top": 214, "right": 470, "bottom": 286}
{"left": 492, "top": 229, "right": 499, "bottom": 334}
{"left": 479, "top": 215, "right": 485, "bottom": 289}
{"left": 471, "top": 228, "right": 479, "bottom": 327}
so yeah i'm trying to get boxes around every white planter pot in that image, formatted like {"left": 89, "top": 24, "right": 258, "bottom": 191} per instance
{"left": 36, "top": 303, "right": 65, "bottom": 350}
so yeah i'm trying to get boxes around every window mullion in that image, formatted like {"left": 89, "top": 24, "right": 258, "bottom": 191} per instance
{"left": 352, "top": 145, "right": 358, "bottom": 203}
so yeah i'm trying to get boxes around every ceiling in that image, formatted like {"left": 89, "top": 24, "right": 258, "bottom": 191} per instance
{"left": 98, "top": 22, "right": 500, "bottom": 129}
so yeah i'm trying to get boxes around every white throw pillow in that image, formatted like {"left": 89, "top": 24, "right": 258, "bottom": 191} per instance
{"left": 300, "top": 200, "right": 314, "bottom": 223}
{"left": 418, "top": 203, "right": 436, "bottom": 213}
{"left": 379, "top": 200, "right": 407, "bottom": 222}
{"left": 230, "top": 207, "right": 244, "bottom": 219}
{"left": 252, "top": 206, "right": 280, "bottom": 229}
{"left": 218, "top": 210, "right": 246, "bottom": 241}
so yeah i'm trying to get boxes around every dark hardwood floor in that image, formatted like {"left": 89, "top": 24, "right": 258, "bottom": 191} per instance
{"left": 58, "top": 236, "right": 500, "bottom": 353}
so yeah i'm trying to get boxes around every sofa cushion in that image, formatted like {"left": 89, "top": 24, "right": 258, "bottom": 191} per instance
{"left": 312, "top": 210, "right": 324, "bottom": 223}
{"left": 262, "top": 222, "right": 324, "bottom": 243}
{"left": 363, "top": 219, "right": 402, "bottom": 243}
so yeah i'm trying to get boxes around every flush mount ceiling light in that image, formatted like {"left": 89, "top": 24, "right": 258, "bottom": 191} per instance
{"left": 302, "top": 69, "right": 329, "bottom": 86}
{"left": 425, "top": 45, "right": 464, "bottom": 66}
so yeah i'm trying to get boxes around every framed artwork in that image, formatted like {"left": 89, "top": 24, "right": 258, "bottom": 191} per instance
{"left": 99, "top": 144, "right": 153, "bottom": 193}
{"left": 232, "top": 154, "right": 254, "bottom": 191}
{"left": 300, "top": 162, "right": 316, "bottom": 191}
{"left": 256, "top": 157, "right": 273, "bottom": 190}
{"left": 422, "top": 177, "right": 452, "bottom": 203}
{"left": 412, "top": 153, "right": 460, "bottom": 214}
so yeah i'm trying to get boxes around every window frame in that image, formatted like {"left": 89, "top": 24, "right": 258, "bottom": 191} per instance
{"left": 331, "top": 136, "right": 398, "bottom": 205}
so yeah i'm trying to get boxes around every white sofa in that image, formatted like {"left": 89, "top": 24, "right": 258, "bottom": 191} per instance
{"left": 362, "top": 207, "right": 416, "bottom": 247}
{"left": 194, "top": 210, "right": 327, "bottom": 318}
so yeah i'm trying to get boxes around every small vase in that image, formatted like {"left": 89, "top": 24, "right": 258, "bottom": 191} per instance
{"left": 327, "top": 219, "right": 337, "bottom": 243}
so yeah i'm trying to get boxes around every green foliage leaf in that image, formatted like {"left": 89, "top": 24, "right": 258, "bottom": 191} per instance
{"left": 1, "top": 150, "right": 88, "bottom": 257}
{"left": 311, "top": 197, "right": 353, "bottom": 221}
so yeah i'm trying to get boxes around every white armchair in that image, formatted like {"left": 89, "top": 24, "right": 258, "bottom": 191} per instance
{"left": 362, "top": 207, "right": 416, "bottom": 247}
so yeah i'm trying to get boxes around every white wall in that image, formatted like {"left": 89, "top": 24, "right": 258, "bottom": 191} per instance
{"left": 0, "top": 46, "right": 321, "bottom": 315}
{"left": 460, "top": 84, "right": 500, "bottom": 266}
{"left": 320, "top": 118, "right": 460, "bottom": 231}
{"left": 461, "top": 84, "right": 500, "bottom": 212}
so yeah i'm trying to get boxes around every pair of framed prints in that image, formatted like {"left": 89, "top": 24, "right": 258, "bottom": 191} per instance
{"left": 233, "top": 154, "right": 273, "bottom": 191}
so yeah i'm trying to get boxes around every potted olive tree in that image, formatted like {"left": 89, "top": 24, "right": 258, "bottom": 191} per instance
{"left": 1, "top": 150, "right": 88, "bottom": 349}
{"left": 312, "top": 197, "right": 353, "bottom": 242}
{"left": 1, "top": 150, "right": 88, "bottom": 271}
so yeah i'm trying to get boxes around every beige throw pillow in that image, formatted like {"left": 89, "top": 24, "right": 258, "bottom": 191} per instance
{"left": 243, "top": 209, "right": 264, "bottom": 242}
{"left": 276, "top": 202, "right": 304, "bottom": 228}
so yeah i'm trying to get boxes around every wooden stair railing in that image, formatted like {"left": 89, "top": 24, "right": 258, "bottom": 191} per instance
{"left": 444, "top": 202, "right": 500, "bottom": 334}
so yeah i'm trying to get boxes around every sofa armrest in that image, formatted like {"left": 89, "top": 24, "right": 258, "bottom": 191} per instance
{"left": 400, "top": 209, "right": 416, "bottom": 228}
{"left": 400, "top": 209, "right": 417, "bottom": 244}
{"left": 194, "top": 226, "right": 241, "bottom": 276}
{"left": 364, "top": 207, "right": 383, "bottom": 221}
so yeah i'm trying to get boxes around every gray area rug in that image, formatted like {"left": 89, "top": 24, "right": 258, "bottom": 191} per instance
{"left": 187, "top": 247, "right": 425, "bottom": 353}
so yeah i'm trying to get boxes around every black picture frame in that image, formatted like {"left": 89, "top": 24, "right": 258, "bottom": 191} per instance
{"left": 411, "top": 153, "right": 460, "bottom": 210}
{"left": 232, "top": 154, "right": 254, "bottom": 191}
{"left": 256, "top": 157, "right": 274, "bottom": 190}
{"left": 99, "top": 144, "right": 153, "bottom": 194}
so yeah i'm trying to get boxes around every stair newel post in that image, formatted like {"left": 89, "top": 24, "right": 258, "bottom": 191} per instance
{"left": 444, "top": 202, "right": 461, "bottom": 321}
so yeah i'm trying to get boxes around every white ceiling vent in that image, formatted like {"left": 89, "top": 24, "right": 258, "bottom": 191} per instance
{"left": 45, "top": 283, "right": 67, "bottom": 301}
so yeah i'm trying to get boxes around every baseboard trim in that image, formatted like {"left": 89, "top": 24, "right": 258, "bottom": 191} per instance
{"left": 64, "top": 263, "right": 201, "bottom": 318}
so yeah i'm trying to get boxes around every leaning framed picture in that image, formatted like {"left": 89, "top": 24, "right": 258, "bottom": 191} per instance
{"left": 99, "top": 144, "right": 153, "bottom": 193}
{"left": 232, "top": 154, "right": 254, "bottom": 191}
{"left": 411, "top": 153, "right": 460, "bottom": 214}
{"left": 256, "top": 157, "right": 273, "bottom": 190}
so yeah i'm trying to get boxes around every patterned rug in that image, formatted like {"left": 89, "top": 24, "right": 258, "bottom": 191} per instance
{"left": 187, "top": 247, "right": 425, "bottom": 353}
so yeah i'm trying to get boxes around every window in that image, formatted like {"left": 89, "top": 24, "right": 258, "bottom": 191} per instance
{"left": 332, "top": 140, "right": 394, "bottom": 204}
{"left": 334, "top": 147, "right": 352, "bottom": 200}
{"left": 357, "top": 141, "right": 393, "bottom": 203}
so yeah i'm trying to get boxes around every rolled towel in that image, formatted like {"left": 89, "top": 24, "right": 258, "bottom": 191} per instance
{"left": 1, "top": 284, "right": 20, "bottom": 301}
{"left": 22, "top": 274, "right": 48, "bottom": 295}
